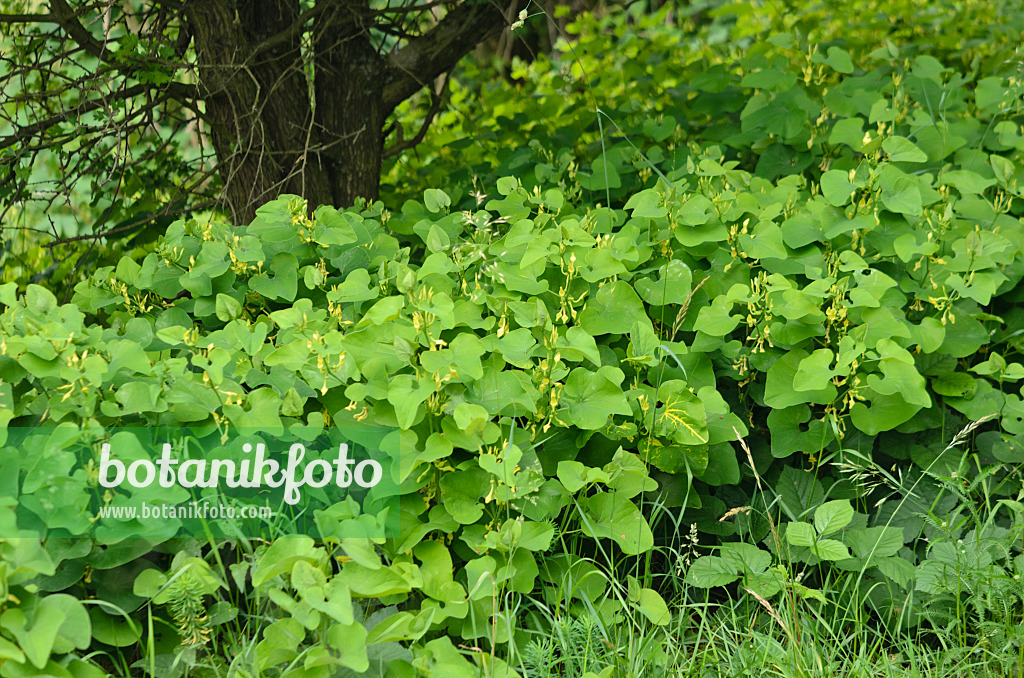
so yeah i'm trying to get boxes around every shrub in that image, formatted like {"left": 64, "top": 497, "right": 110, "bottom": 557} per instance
{"left": 3, "top": 5, "right": 1024, "bottom": 676}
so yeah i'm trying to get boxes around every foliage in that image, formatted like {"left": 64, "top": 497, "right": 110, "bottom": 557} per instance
{"left": 0, "top": 0, "right": 523, "bottom": 291}
{"left": 3, "top": 0, "right": 1024, "bottom": 676}
{"left": 384, "top": 0, "right": 1024, "bottom": 209}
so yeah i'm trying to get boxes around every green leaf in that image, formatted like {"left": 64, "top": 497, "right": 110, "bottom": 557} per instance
{"left": 850, "top": 390, "right": 923, "bottom": 434}
{"left": 912, "top": 55, "right": 946, "bottom": 79}
{"left": 866, "top": 340, "right": 931, "bottom": 408}
{"left": 215, "top": 293, "right": 242, "bottom": 322}
{"left": 634, "top": 260, "right": 692, "bottom": 306}
{"left": 25, "top": 285, "right": 57, "bottom": 315}
{"left": 938, "top": 308, "right": 989, "bottom": 357}
{"left": 280, "top": 387, "right": 306, "bottom": 417}
{"left": 767, "top": 406, "right": 834, "bottom": 459}
{"left": 792, "top": 583, "right": 827, "bottom": 603}
{"left": 1, "top": 594, "right": 90, "bottom": 668}
{"left": 387, "top": 374, "right": 434, "bottom": 429}
{"left": 640, "top": 437, "right": 707, "bottom": 475}
{"left": 820, "top": 170, "right": 857, "bottom": 206}
{"left": 693, "top": 299, "right": 739, "bottom": 336}
{"left": 811, "top": 539, "right": 851, "bottom": 561}
{"left": 496, "top": 176, "right": 519, "bottom": 196}
{"left": 89, "top": 607, "right": 142, "bottom": 647}
{"left": 558, "top": 326, "right": 602, "bottom": 367}
{"left": 581, "top": 492, "right": 654, "bottom": 555}
{"left": 844, "top": 526, "right": 904, "bottom": 560}
{"left": 257, "top": 618, "right": 304, "bottom": 669}
{"left": 741, "top": 67, "right": 797, "bottom": 92}
{"left": 224, "top": 387, "right": 283, "bottom": 432}
{"left": 579, "top": 281, "right": 649, "bottom": 336}
{"left": 516, "top": 521, "right": 556, "bottom": 551}
{"left": 338, "top": 561, "right": 419, "bottom": 598}
{"left": 251, "top": 537, "right": 321, "bottom": 588}
{"left": 794, "top": 349, "right": 839, "bottom": 392}
{"left": 426, "top": 224, "right": 450, "bottom": 252}
{"left": 635, "top": 587, "right": 671, "bottom": 625}
{"left": 423, "top": 188, "right": 451, "bottom": 213}
{"left": 557, "top": 366, "right": 631, "bottom": 430}
{"left": 588, "top": 156, "right": 622, "bottom": 191}
{"left": 825, "top": 46, "right": 854, "bottom": 73}
{"left": 440, "top": 467, "right": 490, "bottom": 524}
{"left": 876, "top": 556, "right": 916, "bottom": 587}
{"left": 719, "top": 542, "right": 772, "bottom": 575}
{"left": 813, "top": 500, "right": 854, "bottom": 536}
{"left": 940, "top": 169, "right": 996, "bottom": 195}
{"left": 132, "top": 569, "right": 167, "bottom": 598}
{"left": 880, "top": 176, "right": 923, "bottom": 215}
{"left": 0, "top": 637, "right": 24, "bottom": 664}
{"left": 764, "top": 349, "right": 838, "bottom": 408}
{"left": 357, "top": 295, "right": 405, "bottom": 326}
{"left": 685, "top": 556, "right": 739, "bottom": 587}
{"left": 328, "top": 268, "right": 378, "bottom": 303}
{"left": 775, "top": 467, "right": 825, "bottom": 521}
{"left": 246, "top": 196, "right": 300, "bottom": 242}
{"left": 975, "top": 76, "right": 1006, "bottom": 112}
{"left": 882, "top": 136, "right": 928, "bottom": 163}
{"left": 453, "top": 403, "right": 489, "bottom": 436}
{"left": 312, "top": 205, "right": 358, "bottom": 245}
{"left": 829, "top": 117, "right": 866, "bottom": 150}
{"left": 479, "top": 442, "right": 523, "bottom": 483}
{"left": 466, "top": 366, "right": 539, "bottom": 416}
{"left": 604, "top": 449, "right": 656, "bottom": 498}
{"left": 415, "top": 637, "right": 478, "bottom": 677}
{"left": 653, "top": 382, "right": 709, "bottom": 445}
{"left": 677, "top": 195, "right": 715, "bottom": 225}
{"left": 625, "top": 189, "right": 668, "bottom": 218}
{"left": 326, "top": 621, "right": 369, "bottom": 671}
{"left": 249, "top": 252, "right": 299, "bottom": 301}
{"left": 786, "top": 522, "right": 817, "bottom": 547}
{"left": 3, "top": 608, "right": 61, "bottom": 668}
{"left": 894, "top": 233, "right": 938, "bottom": 262}
{"left": 701, "top": 442, "right": 741, "bottom": 485}
{"left": 557, "top": 460, "right": 609, "bottom": 492}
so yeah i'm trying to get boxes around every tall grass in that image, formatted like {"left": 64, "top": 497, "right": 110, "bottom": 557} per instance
{"left": 504, "top": 418, "right": 1024, "bottom": 678}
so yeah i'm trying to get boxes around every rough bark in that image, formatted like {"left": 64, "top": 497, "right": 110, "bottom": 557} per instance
{"left": 312, "top": 3, "right": 387, "bottom": 214}
{"left": 183, "top": 0, "right": 331, "bottom": 225}
{"left": 182, "top": 0, "right": 517, "bottom": 224}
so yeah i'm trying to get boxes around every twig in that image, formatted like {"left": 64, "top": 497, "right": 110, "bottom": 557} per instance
{"left": 383, "top": 72, "right": 450, "bottom": 159}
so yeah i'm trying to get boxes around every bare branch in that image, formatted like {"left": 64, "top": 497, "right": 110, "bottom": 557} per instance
{"left": 251, "top": 3, "right": 328, "bottom": 58}
{"left": 384, "top": 72, "right": 450, "bottom": 159}
{"left": 0, "top": 12, "right": 54, "bottom": 22}
{"left": 42, "top": 199, "right": 219, "bottom": 249}
{"left": 0, "top": 81, "right": 199, "bottom": 153}
{"left": 49, "top": 0, "right": 110, "bottom": 61}
{"left": 382, "top": 0, "right": 517, "bottom": 110}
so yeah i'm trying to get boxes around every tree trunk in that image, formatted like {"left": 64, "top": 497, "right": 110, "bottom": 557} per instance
{"left": 183, "top": 0, "right": 516, "bottom": 225}
{"left": 183, "top": 0, "right": 334, "bottom": 225}
{"left": 312, "top": 9, "right": 387, "bottom": 212}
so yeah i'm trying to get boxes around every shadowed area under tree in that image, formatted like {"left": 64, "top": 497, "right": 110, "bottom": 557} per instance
{"left": 0, "top": 0, "right": 523, "bottom": 228}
